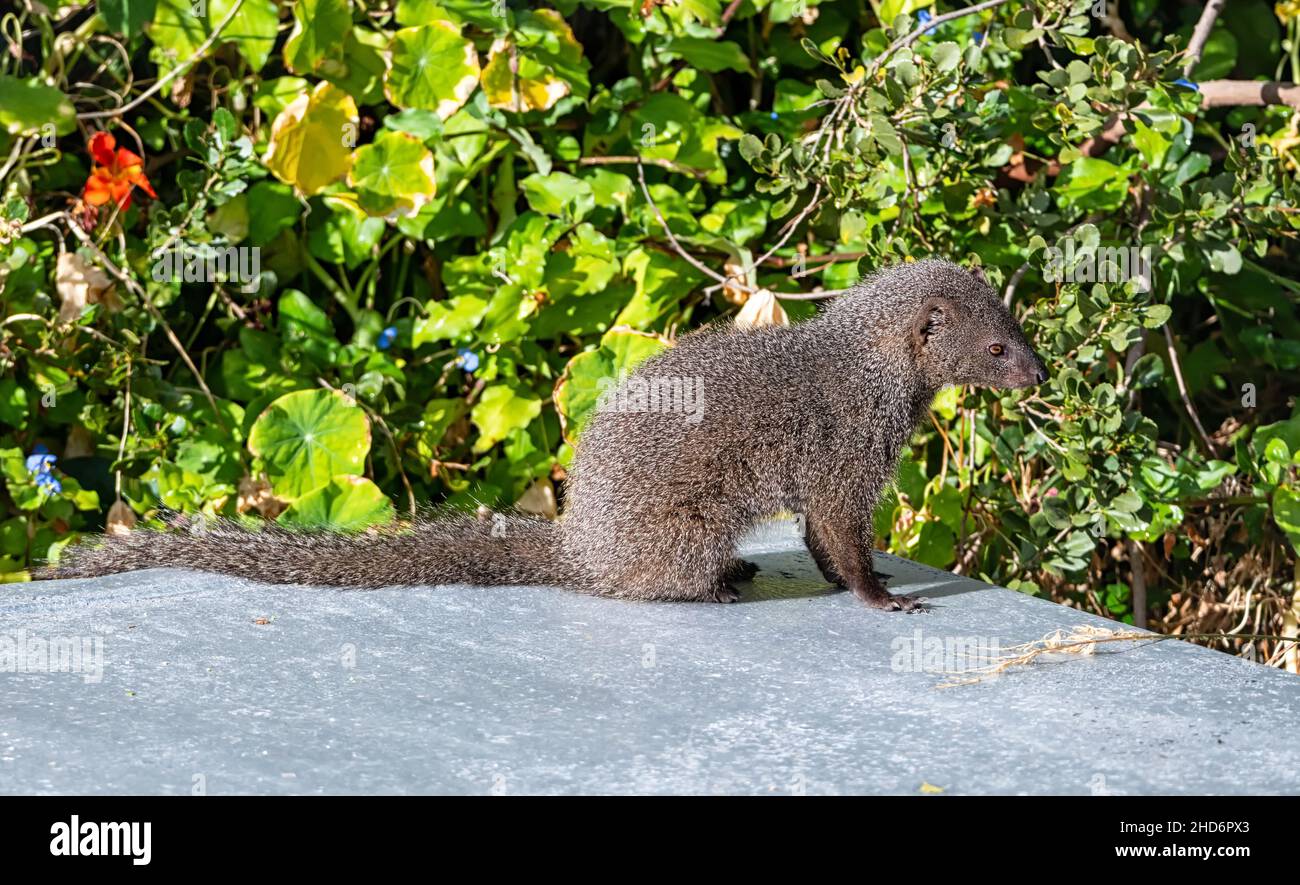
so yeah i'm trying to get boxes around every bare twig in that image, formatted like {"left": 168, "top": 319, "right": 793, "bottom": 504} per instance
{"left": 1199, "top": 79, "right": 1300, "bottom": 108}
{"left": 115, "top": 358, "right": 131, "bottom": 500}
{"left": 1163, "top": 324, "right": 1218, "bottom": 456}
{"left": 1183, "top": 0, "right": 1227, "bottom": 77}
{"left": 1003, "top": 260, "right": 1031, "bottom": 307}
{"left": 635, "top": 161, "right": 727, "bottom": 284}
{"left": 1099, "top": 1, "right": 1134, "bottom": 42}
{"left": 938, "top": 625, "right": 1300, "bottom": 687}
{"left": 638, "top": 162, "right": 845, "bottom": 303}
{"left": 719, "top": 0, "right": 746, "bottom": 29}
{"left": 750, "top": 184, "right": 824, "bottom": 273}
{"left": 1129, "top": 540, "right": 1147, "bottom": 630}
{"left": 577, "top": 155, "right": 708, "bottom": 179}
{"left": 1081, "top": 79, "right": 1300, "bottom": 160}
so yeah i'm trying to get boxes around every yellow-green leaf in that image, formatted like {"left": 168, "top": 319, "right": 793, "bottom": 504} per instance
{"left": 347, "top": 130, "right": 437, "bottom": 219}
{"left": 481, "top": 9, "right": 589, "bottom": 112}
{"left": 264, "top": 82, "right": 359, "bottom": 196}
{"left": 384, "top": 22, "right": 481, "bottom": 119}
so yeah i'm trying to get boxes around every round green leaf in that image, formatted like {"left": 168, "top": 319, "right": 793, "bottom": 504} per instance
{"left": 279, "top": 475, "right": 395, "bottom": 531}
{"left": 347, "top": 130, "right": 437, "bottom": 219}
{"left": 384, "top": 22, "right": 481, "bottom": 119}
{"left": 521, "top": 171, "right": 594, "bottom": 221}
{"left": 412, "top": 294, "right": 488, "bottom": 346}
{"left": 1273, "top": 485, "right": 1300, "bottom": 552}
{"left": 248, "top": 389, "right": 371, "bottom": 499}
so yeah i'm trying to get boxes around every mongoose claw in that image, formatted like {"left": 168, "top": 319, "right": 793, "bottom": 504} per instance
{"left": 868, "top": 592, "right": 928, "bottom": 613}
{"left": 886, "top": 593, "right": 928, "bottom": 613}
{"left": 852, "top": 580, "right": 928, "bottom": 613}
{"left": 710, "top": 582, "right": 743, "bottom": 603}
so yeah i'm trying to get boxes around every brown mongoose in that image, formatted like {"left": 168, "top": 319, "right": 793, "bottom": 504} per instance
{"left": 47, "top": 259, "right": 1047, "bottom": 611}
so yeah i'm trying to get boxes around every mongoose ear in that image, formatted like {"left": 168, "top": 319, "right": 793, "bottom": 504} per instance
{"left": 912, "top": 296, "right": 950, "bottom": 347}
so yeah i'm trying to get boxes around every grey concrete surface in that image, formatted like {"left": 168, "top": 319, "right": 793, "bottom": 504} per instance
{"left": 2, "top": 520, "right": 1298, "bottom": 795}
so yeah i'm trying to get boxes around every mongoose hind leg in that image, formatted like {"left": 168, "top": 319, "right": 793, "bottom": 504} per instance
{"left": 606, "top": 543, "right": 736, "bottom": 603}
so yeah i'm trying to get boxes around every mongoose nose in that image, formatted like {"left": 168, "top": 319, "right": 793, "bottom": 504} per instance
{"left": 1034, "top": 367, "right": 1048, "bottom": 384}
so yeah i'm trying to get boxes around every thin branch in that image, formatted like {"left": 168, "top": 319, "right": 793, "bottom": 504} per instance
{"left": 870, "top": 0, "right": 1011, "bottom": 75}
{"left": 1003, "top": 260, "right": 1031, "bottom": 307}
{"left": 773, "top": 288, "right": 851, "bottom": 301}
{"left": 1129, "top": 540, "right": 1148, "bottom": 630}
{"left": 60, "top": 214, "right": 228, "bottom": 431}
{"left": 751, "top": 183, "right": 823, "bottom": 273}
{"left": 719, "top": 0, "right": 746, "bottom": 29}
{"left": 1183, "top": 0, "right": 1227, "bottom": 77}
{"left": 1199, "top": 79, "right": 1300, "bottom": 108}
{"left": 115, "top": 358, "right": 132, "bottom": 500}
{"left": 1163, "top": 324, "right": 1218, "bottom": 456}
{"left": 635, "top": 161, "right": 727, "bottom": 284}
{"left": 577, "top": 155, "right": 707, "bottom": 180}
{"left": 762, "top": 250, "right": 868, "bottom": 269}
{"left": 1081, "top": 79, "right": 1300, "bottom": 160}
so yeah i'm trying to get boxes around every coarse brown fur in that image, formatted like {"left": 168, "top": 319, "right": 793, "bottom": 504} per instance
{"left": 46, "top": 260, "right": 1047, "bottom": 611}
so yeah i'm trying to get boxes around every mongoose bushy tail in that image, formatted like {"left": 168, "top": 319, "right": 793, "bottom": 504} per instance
{"left": 47, "top": 259, "right": 1047, "bottom": 610}
{"left": 53, "top": 513, "right": 571, "bottom": 589}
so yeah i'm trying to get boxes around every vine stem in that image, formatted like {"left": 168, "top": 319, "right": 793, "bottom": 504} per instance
{"left": 77, "top": 0, "right": 247, "bottom": 120}
{"left": 116, "top": 357, "right": 131, "bottom": 500}
{"left": 637, "top": 160, "right": 843, "bottom": 301}
{"left": 59, "top": 212, "right": 229, "bottom": 432}
{"left": 635, "top": 160, "right": 727, "bottom": 285}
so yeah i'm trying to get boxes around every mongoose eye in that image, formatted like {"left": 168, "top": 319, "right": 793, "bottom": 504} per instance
{"left": 988, "top": 343, "right": 1005, "bottom": 357}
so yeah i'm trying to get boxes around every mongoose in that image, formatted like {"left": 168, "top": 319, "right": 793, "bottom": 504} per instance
{"left": 48, "top": 259, "right": 1047, "bottom": 611}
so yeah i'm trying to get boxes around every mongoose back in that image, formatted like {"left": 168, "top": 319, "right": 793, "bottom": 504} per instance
{"left": 49, "top": 259, "right": 1047, "bottom": 611}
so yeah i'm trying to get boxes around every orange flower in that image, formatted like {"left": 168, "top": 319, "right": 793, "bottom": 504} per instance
{"left": 82, "top": 131, "right": 157, "bottom": 211}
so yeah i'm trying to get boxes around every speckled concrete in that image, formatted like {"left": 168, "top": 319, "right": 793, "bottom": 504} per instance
{"left": 2, "top": 520, "right": 1297, "bottom": 795}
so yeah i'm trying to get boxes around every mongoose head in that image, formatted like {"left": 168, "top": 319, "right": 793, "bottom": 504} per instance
{"left": 907, "top": 262, "right": 1048, "bottom": 390}
{"left": 834, "top": 259, "right": 1047, "bottom": 391}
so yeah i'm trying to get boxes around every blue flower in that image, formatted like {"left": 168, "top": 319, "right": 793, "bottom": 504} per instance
{"left": 377, "top": 325, "right": 398, "bottom": 350}
{"left": 973, "top": 31, "right": 984, "bottom": 45}
{"left": 918, "top": 9, "right": 936, "bottom": 35}
{"left": 770, "top": 111, "right": 779, "bottom": 120}
{"left": 456, "top": 348, "right": 480, "bottom": 373}
{"left": 26, "top": 444, "right": 60, "bottom": 495}
{"left": 1173, "top": 78, "right": 1199, "bottom": 91}
{"left": 26, "top": 445, "right": 55, "bottom": 476}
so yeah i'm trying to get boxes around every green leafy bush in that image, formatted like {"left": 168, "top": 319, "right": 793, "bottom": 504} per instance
{"left": 1, "top": 0, "right": 1298, "bottom": 665}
